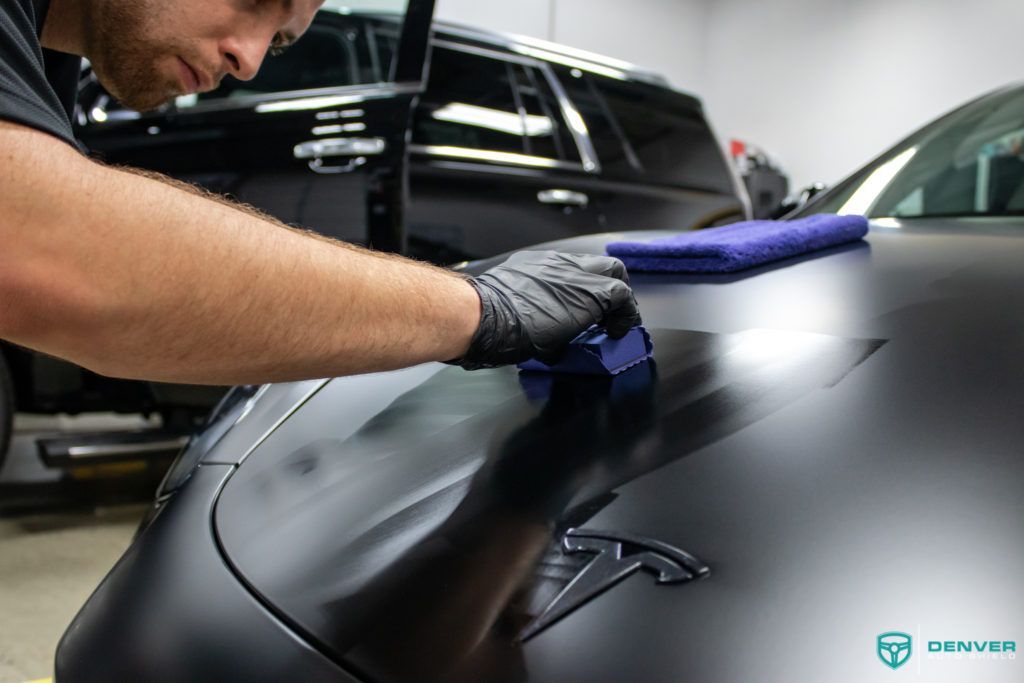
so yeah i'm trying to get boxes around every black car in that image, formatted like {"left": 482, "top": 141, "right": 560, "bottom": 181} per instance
{"left": 0, "top": 4, "right": 747, "bottom": 474}
{"left": 55, "top": 74, "right": 1024, "bottom": 682}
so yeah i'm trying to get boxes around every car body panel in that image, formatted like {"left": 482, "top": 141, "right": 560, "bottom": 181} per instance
{"left": 208, "top": 224, "right": 1023, "bottom": 682}
{"left": 57, "top": 223, "right": 1024, "bottom": 682}
{"left": 58, "top": 69, "right": 1024, "bottom": 681}
{"left": 54, "top": 465, "right": 363, "bottom": 683}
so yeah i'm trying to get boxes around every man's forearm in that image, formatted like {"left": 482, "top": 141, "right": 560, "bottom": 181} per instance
{"left": 0, "top": 123, "right": 479, "bottom": 384}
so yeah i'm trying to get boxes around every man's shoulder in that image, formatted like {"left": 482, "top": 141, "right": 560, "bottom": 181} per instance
{"left": 0, "top": 0, "right": 79, "bottom": 148}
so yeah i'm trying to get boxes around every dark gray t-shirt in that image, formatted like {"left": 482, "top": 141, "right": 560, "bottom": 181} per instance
{"left": 0, "top": 0, "right": 81, "bottom": 146}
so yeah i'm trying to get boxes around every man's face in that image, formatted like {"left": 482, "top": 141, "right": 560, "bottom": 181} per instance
{"left": 85, "top": 0, "right": 324, "bottom": 111}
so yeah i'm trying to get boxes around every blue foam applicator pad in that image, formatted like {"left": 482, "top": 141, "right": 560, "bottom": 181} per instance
{"left": 518, "top": 325, "right": 654, "bottom": 376}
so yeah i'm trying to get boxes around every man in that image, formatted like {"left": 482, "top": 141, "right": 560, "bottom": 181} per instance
{"left": 0, "top": 0, "right": 639, "bottom": 386}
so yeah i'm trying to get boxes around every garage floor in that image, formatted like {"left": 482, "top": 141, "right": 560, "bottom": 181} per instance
{"left": 0, "top": 415, "right": 158, "bottom": 683}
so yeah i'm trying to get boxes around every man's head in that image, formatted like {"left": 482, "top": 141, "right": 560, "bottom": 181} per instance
{"left": 82, "top": 0, "right": 324, "bottom": 111}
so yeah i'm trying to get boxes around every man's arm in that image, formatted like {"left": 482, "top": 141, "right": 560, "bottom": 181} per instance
{"left": 0, "top": 121, "right": 481, "bottom": 384}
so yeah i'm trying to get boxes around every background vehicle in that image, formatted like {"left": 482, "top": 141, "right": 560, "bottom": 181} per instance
{"left": 56, "top": 85, "right": 1024, "bottom": 682}
{"left": 75, "top": 10, "right": 748, "bottom": 264}
{"left": 729, "top": 139, "right": 790, "bottom": 218}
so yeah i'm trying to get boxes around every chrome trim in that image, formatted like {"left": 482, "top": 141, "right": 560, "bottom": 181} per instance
{"left": 293, "top": 136, "right": 385, "bottom": 158}
{"left": 432, "top": 38, "right": 542, "bottom": 68}
{"left": 409, "top": 144, "right": 584, "bottom": 170}
{"left": 428, "top": 20, "right": 672, "bottom": 89}
{"left": 540, "top": 63, "right": 600, "bottom": 173}
{"left": 315, "top": 108, "right": 365, "bottom": 121}
{"left": 67, "top": 436, "right": 191, "bottom": 459}
{"left": 311, "top": 122, "right": 367, "bottom": 135}
{"left": 419, "top": 158, "right": 585, "bottom": 178}
{"left": 309, "top": 156, "right": 367, "bottom": 175}
{"left": 170, "top": 82, "right": 420, "bottom": 117}
{"left": 537, "top": 188, "right": 589, "bottom": 207}
{"left": 254, "top": 84, "right": 418, "bottom": 113}
{"left": 315, "top": 7, "right": 674, "bottom": 86}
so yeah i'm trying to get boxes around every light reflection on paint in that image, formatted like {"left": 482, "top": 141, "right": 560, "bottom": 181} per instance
{"left": 510, "top": 45, "right": 629, "bottom": 81}
{"left": 256, "top": 94, "right": 366, "bottom": 114}
{"left": 509, "top": 34, "right": 637, "bottom": 72}
{"left": 724, "top": 329, "right": 830, "bottom": 368}
{"left": 312, "top": 123, "right": 367, "bottom": 136}
{"left": 316, "top": 108, "right": 365, "bottom": 121}
{"left": 432, "top": 102, "right": 552, "bottom": 137}
{"left": 414, "top": 145, "right": 560, "bottom": 168}
{"left": 174, "top": 93, "right": 199, "bottom": 109}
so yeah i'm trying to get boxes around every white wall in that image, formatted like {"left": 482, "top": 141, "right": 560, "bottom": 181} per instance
{"left": 434, "top": 0, "right": 553, "bottom": 42}
{"left": 703, "top": 0, "right": 1024, "bottom": 189}
{"left": 434, "top": 0, "right": 1024, "bottom": 190}
{"left": 435, "top": 0, "right": 708, "bottom": 94}
{"left": 552, "top": 0, "right": 708, "bottom": 96}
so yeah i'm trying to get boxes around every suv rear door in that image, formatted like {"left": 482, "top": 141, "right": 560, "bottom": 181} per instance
{"left": 557, "top": 68, "right": 749, "bottom": 231}
{"left": 406, "top": 42, "right": 604, "bottom": 262}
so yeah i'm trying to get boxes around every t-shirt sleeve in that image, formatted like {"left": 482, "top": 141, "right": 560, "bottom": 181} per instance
{"left": 0, "top": 0, "right": 77, "bottom": 146}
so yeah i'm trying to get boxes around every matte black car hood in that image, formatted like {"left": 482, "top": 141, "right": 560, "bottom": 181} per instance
{"left": 214, "top": 221, "right": 1024, "bottom": 682}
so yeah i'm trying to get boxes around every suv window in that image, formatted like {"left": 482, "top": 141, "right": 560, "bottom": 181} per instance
{"left": 582, "top": 75, "right": 734, "bottom": 193}
{"left": 511, "top": 65, "right": 581, "bottom": 163}
{"left": 560, "top": 70, "right": 643, "bottom": 174}
{"left": 413, "top": 47, "right": 581, "bottom": 163}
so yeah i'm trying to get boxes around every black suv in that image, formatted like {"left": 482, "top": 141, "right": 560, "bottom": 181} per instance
{"left": 0, "top": 6, "right": 747, "bottom": 472}
{"left": 76, "top": 10, "right": 748, "bottom": 263}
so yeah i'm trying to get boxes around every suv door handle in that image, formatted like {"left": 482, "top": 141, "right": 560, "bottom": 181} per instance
{"left": 537, "top": 189, "right": 589, "bottom": 208}
{"left": 293, "top": 137, "right": 386, "bottom": 174}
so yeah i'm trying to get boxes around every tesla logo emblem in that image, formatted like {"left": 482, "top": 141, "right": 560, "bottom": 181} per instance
{"left": 518, "top": 528, "right": 710, "bottom": 641}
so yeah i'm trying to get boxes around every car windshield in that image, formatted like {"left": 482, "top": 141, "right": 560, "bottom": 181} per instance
{"left": 807, "top": 85, "right": 1024, "bottom": 219}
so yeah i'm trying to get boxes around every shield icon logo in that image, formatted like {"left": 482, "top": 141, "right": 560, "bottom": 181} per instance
{"left": 877, "top": 632, "right": 913, "bottom": 670}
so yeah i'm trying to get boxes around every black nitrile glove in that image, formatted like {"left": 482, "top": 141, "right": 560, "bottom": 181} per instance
{"left": 454, "top": 251, "right": 641, "bottom": 370}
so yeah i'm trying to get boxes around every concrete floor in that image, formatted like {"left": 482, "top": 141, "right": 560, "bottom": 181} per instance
{"left": 0, "top": 414, "right": 157, "bottom": 683}
{"left": 0, "top": 505, "right": 144, "bottom": 683}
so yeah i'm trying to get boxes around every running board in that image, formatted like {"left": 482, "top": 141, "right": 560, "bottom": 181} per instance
{"left": 36, "top": 431, "right": 190, "bottom": 468}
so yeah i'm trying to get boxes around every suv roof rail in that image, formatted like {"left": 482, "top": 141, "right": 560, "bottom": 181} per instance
{"left": 319, "top": 7, "right": 679, "bottom": 92}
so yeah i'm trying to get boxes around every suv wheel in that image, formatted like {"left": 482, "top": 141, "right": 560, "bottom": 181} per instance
{"left": 0, "top": 354, "right": 13, "bottom": 474}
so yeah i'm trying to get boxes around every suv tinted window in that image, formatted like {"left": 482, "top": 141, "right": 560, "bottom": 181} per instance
{"left": 414, "top": 47, "right": 581, "bottom": 163}
{"left": 582, "top": 75, "right": 734, "bottom": 193}
{"left": 511, "top": 65, "right": 581, "bottom": 163}
{"left": 414, "top": 48, "right": 525, "bottom": 154}
{"left": 559, "top": 70, "right": 642, "bottom": 173}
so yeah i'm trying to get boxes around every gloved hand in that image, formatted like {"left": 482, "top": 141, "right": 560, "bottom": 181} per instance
{"left": 453, "top": 251, "right": 641, "bottom": 370}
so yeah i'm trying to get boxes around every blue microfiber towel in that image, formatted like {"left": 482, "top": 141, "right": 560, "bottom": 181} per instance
{"left": 518, "top": 326, "right": 653, "bottom": 376}
{"left": 605, "top": 214, "right": 869, "bottom": 273}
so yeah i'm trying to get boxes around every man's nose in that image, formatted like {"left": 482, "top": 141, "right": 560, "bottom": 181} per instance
{"left": 218, "top": 33, "right": 270, "bottom": 82}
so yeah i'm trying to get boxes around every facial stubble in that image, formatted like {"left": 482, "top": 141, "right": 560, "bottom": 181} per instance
{"left": 84, "top": 0, "right": 188, "bottom": 111}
